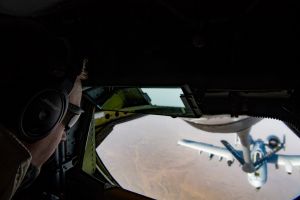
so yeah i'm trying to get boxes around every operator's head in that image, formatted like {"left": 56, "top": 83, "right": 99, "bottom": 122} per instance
{"left": 0, "top": 18, "right": 86, "bottom": 142}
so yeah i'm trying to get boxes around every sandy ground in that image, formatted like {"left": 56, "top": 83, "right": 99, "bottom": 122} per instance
{"left": 97, "top": 116, "right": 300, "bottom": 200}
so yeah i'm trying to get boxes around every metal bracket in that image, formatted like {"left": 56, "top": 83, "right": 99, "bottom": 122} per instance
{"left": 181, "top": 85, "right": 202, "bottom": 117}
{"left": 61, "top": 158, "right": 76, "bottom": 172}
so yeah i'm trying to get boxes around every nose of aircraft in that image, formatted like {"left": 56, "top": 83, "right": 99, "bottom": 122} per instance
{"left": 248, "top": 172, "right": 266, "bottom": 189}
{"left": 248, "top": 178, "right": 264, "bottom": 189}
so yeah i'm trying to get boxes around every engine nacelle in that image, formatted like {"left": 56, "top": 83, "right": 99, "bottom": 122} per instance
{"left": 267, "top": 135, "right": 281, "bottom": 149}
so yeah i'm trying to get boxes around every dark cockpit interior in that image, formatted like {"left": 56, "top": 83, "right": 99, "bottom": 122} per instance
{"left": 0, "top": 0, "right": 298, "bottom": 199}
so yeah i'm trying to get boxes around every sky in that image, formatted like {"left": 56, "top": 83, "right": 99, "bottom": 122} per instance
{"left": 141, "top": 88, "right": 185, "bottom": 107}
{"left": 97, "top": 115, "right": 300, "bottom": 200}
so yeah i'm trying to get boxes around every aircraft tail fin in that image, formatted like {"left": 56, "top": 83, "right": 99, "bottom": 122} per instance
{"left": 221, "top": 140, "right": 245, "bottom": 165}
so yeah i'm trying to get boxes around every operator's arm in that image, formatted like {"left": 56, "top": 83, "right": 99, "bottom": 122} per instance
{"left": 0, "top": 125, "right": 31, "bottom": 200}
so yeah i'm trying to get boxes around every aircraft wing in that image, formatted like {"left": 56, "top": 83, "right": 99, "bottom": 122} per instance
{"left": 178, "top": 139, "right": 237, "bottom": 162}
{"left": 268, "top": 154, "right": 300, "bottom": 174}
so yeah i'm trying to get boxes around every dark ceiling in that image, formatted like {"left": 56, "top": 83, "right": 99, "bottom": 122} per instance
{"left": 1, "top": 0, "right": 298, "bottom": 88}
{"left": 0, "top": 0, "right": 299, "bottom": 130}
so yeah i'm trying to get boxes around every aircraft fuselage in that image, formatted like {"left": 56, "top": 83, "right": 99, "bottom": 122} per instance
{"left": 247, "top": 140, "right": 268, "bottom": 189}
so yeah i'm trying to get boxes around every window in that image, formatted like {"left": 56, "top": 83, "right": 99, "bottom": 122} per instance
{"left": 140, "top": 88, "right": 185, "bottom": 107}
{"left": 96, "top": 115, "right": 300, "bottom": 200}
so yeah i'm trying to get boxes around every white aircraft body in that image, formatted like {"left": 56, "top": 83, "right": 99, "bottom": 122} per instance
{"left": 179, "top": 115, "right": 300, "bottom": 189}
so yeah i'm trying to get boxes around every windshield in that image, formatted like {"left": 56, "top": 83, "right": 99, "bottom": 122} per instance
{"left": 84, "top": 87, "right": 196, "bottom": 117}
{"left": 140, "top": 88, "right": 185, "bottom": 107}
{"left": 96, "top": 114, "right": 300, "bottom": 200}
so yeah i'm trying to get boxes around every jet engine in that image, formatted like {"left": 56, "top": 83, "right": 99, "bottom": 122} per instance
{"left": 267, "top": 135, "right": 281, "bottom": 149}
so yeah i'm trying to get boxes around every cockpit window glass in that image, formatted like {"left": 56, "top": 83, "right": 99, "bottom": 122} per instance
{"left": 96, "top": 115, "right": 300, "bottom": 200}
{"left": 85, "top": 87, "right": 196, "bottom": 117}
{"left": 141, "top": 88, "right": 185, "bottom": 107}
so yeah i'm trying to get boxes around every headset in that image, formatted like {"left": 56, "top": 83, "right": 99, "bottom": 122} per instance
{"left": 15, "top": 54, "right": 86, "bottom": 142}
{"left": 18, "top": 79, "right": 70, "bottom": 142}
{"left": 18, "top": 72, "right": 86, "bottom": 142}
